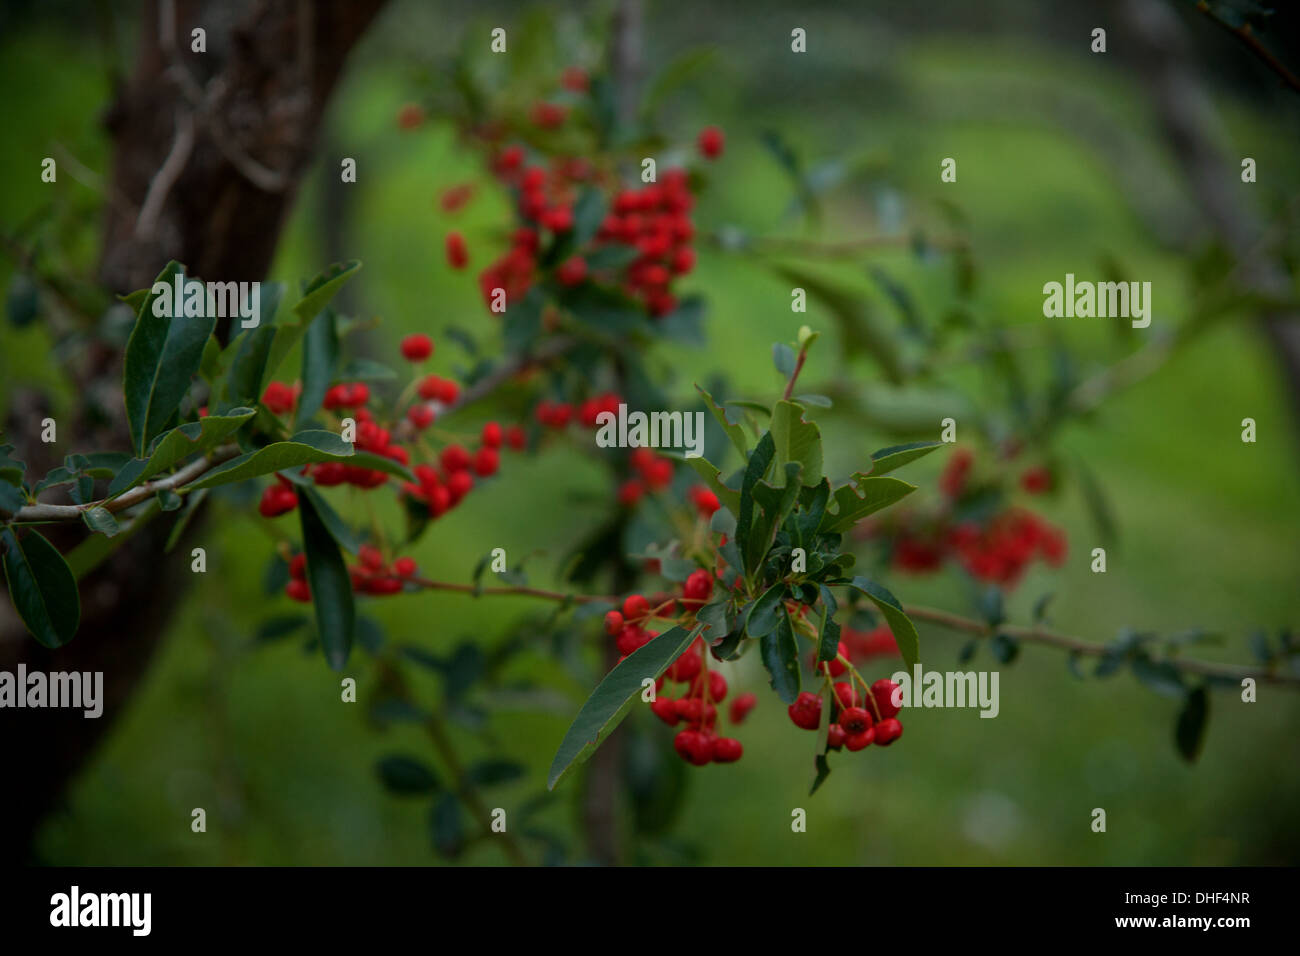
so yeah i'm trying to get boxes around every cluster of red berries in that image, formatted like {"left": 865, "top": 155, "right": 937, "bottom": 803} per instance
{"left": 284, "top": 544, "right": 420, "bottom": 603}
{"left": 617, "top": 447, "right": 676, "bottom": 505}
{"left": 840, "top": 624, "right": 900, "bottom": 662}
{"left": 788, "top": 677, "right": 904, "bottom": 752}
{"left": 883, "top": 448, "right": 1067, "bottom": 589}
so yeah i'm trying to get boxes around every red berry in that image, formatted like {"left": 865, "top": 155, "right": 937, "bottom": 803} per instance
{"left": 826, "top": 723, "right": 847, "bottom": 750}
{"left": 668, "top": 649, "right": 701, "bottom": 683}
{"left": 261, "top": 381, "right": 296, "bottom": 415}
{"left": 393, "top": 556, "right": 417, "bottom": 578}
{"left": 833, "top": 682, "right": 860, "bottom": 710}
{"left": 729, "top": 692, "right": 757, "bottom": 725}
{"left": 561, "top": 66, "right": 588, "bottom": 92}
{"left": 258, "top": 485, "right": 298, "bottom": 518}
{"left": 285, "top": 579, "right": 312, "bottom": 603}
{"left": 873, "top": 717, "right": 903, "bottom": 746}
{"left": 505, "top": 425, "right": 526, "bottom": 450}
{"left": 622, "top": 594, "right": 650, "bottom": 621}
{"left": 359, "top": 544, "right": 385, "bottom": 570}
{"left": 396, "top": 103, "right": 425, "bottom": 130}
{"left": 839, "top": 706, "right": 873, "bottom": 736}
{"left": 1020, "top": 466, "right": 1052, "bottom": 494}
{"left": 556, "top": 255, "right": 586, "bottom": 286}
{"left": 845, "top": 728, "right": 875, "bottom": 751}
{"left": 788, "top": 691, "right": 822, "bottom": 731}
{"left": 697, "top": 125, "right": 725, "bottom": 159}
{"left": 651, "top": 697, "right": 679, "bottom": 726}
{"left": 712, "top": 738, "right": 743, "bottom": 763}
{"left": 288, "top": 553, "right": 307, "bottom": 581}
{"left": 682, "top": 568, "right": 713, "bottom": 604}
{"left": 473, "top": 446, "right": 499, "bottom": 477}
{"left": 441, "top": 444, "right": 471, "bottom": 473}
{"left": 617, "top": 479, "right": 644, "bottom": 506}
{"left": 481, "top": 421, "right": 502, "bottom": 448}
{"left": 871, "top": 679, "right": 902, "bottom": 720}
{"left": 446, "top": 470, "right": 473, "bottom": 502}
{"left": 670, "top": 246, "right": 696, "bottom": 275}
{"left": 400, "top": 333, "right": 434, "bottom": 362}
{"left": 673, "top": 729, "right": 715, "bottom": 766}
{"left": 407, "top": 404, "right": 435, "bottom": 429}
{"left": 446, "top": 232, "right": 469, "bottom": 269}
{"left": 603, "top": 610, "right": 624, "bottom": 636}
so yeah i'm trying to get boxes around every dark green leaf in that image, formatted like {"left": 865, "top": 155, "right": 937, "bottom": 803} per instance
{"left": 430, "top": 792, "right": 465, "bottom": 857}
{"left": 1175, "top": 686, "right": 1209, "bottom": 762}
{"left": 770, "top": 400, "right": 822, "bottom": 485}
{"left": 548, "top": 624, "right": 703, "bottom": 790}
{"left": 867, "top": 440, "right": 943, "bottom": 475}
{"left": 819, "top": 475, "right": 916, "bottom": 534}
{"left": 760, "top": 608, "right": 801, "bottom": 704}
{"left": 106, "top": 408, "right": 255, "bottom": 496}
{"left": 467, "top": 760, "right": 526, "bottom": 787}
{"left": 296, "top": 306, "right": 339, "bottom": 426}
{"left": 846, "top": 576, "right": 920, "bottom": 669}
{"left": 990, "top": 633, "right": 1019, "bottom": 664}
{"left": 377, "top": 755, "right": 441, "bottom": 795}
{"left": 1, "top": 528, "right": 80, "bottom": 648}
{"left": 186, "top": 430, "right": 412, "bottom": 490}
{"left": 298, "top": 491, "right": 354, "bottom": 670}
{"left": 746, "top": 584, "right": 787, "bottom": 638}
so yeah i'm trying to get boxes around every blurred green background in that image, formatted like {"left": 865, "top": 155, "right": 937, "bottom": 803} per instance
{"left": 2, "top": 0, "right": 1298, "bottom": 865}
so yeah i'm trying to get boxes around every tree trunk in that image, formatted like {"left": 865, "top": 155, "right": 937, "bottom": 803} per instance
{"left": 1, "top": 0, "right": 387, "bottom": 863}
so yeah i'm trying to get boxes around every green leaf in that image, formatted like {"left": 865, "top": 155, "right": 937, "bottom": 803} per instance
{"left": 298, "top": 490, "right": 354, "bottom": 670}
{"left": 81, "top": 506, "right": 121, "bottom": 537}
{"left": 107, "top": 408, "right": 255, "bottom": 496}
{"left": 809, "top": 753, "right": 832, "bottom": 796}
{"left": 760, "top": 608, "right": 801, "bottom": 704}
{"left": 817, "top": 616, "right": 842, "bottom": 665}
{"left": 735, "top": 432, "right": 776, "bottom": 577}
{"left": 123, "top": 262, "right": 218, "bottom": 454}
{"left": 696, "top": 384, "right": 748, "bottom": 460}
{"left": 772, "top": 342, "right": 796, "bottom": 376}
{"left": 1132, "top": 655, "right": 1186, "bottom": 698}
{"left": 186, "top": 430, "right": 412, "bottom": 490}
{"left": 299, "top": 486, "right": 360, "bottom": 554}
{"left": 867, "top": 440, "right": 943, "bottom": 476}
{"left": 0, "top": 480, "right": 26, "bottom": 517}
{"left": 265, "top": 262, "right": 362, "bottom": 389}
{"left": 819, "top": 474, "right": 916, "bottom": 534}
{"left": 1074, "top": 457, "right": 1118, "bottom": 548}
{"left": 296, "top": 306, "right": 339, "bottom": 426}
{"left": 466, "top": 759, "right": 526, "bottom": 786}
{"left": 1, "top": 528, "right": 80, "bottom": 648}
{"left": 164, "top": 487, "right": 208, "bottom": 552}
{"left": 990, "top": 633, "right": 1019, "bottom": 664}
{"left": 377, "top": 755, "right": 441, "bottom": 795}
{"left": 770, "top": 400, "right": 823, "bottom": 485}
{"left": 1175, "top": 686, "right": 1209, "bottom": 763}
{"left": 746, "top": 584, "right": 788, "bottom": 638}
{"left": 430, "top": 792, "right": 465, "bottom": 857}
{"left": 548, "top": 624, "right": 702, "bottom": 790}
{"left": 846, "top": 576, "right": 920, "bottom": 669}
{"left": 338, "top": 357, "right": 397, "bottom": 381}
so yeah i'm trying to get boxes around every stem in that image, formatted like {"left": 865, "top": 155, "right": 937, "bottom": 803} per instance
{"left": 407, "top": 576, "right": 614, "bottom": 605}
{"left": 782, "top": 347, "right": 807, "bottom": 400}
{"left": 903, "top": 603, "right": 1300, "bottom": 687}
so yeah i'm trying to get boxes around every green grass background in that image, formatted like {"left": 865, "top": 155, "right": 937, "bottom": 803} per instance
{"left": 2, "top": 2, "right": 1298, "bottom": 865}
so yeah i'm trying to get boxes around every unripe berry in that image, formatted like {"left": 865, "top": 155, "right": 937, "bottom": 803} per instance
{"left": 712, "top": 738, "right": 743, "bottom": 763}
{"left": 871, "top": 679, "right": 902, "bottom": 720}
{"left": 400, "top": 333, "right": 434, "bottom": 362}
{"left": 873, "top": 717, "right": 903, "bottom": 746}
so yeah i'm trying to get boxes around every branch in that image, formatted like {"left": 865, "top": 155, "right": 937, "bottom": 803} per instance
{"left": 409, "top": 577, "right": 613, "bottom": 605}
{"left": 12, "top": 445, "right": 239, "bottom": 523}
{"left": 1195, "top": 2, "right": 1300, "bottom": 94}
{"left": 904, "top": 603, "right": 1299, "bottom": 687}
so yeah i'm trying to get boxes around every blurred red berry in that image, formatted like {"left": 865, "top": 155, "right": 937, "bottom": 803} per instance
{"left": 400, "top": 333, "right": 434, "bottom": 362}
{"left": 697, "top": 125, "right": 725, "bottom": 159}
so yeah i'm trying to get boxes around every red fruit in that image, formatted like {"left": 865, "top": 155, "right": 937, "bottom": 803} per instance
{"left": 530, "top": 101, "right": 567, "bottom": 129}
{"left": 396, "top": 103, "right": 425, "bottom": 130}
{"left": 288, "top": 553, "right": 308, "bottom": 580}
{"left": 873, "top": 718, "right": 903, "bottom": 746}
{"left": 697, "top": 125, "right": 725, "bottom": 159}
{"left": 347, "top": 382, "right": 371, "bottom": 407}
{"left": 313, "top": 462, "right": 347, "bottom": 486}
{"left": 445, "top": 232, "right": 469, "bottom": 269}
{"left": 702, "top": 670, "right": 727, "bottom": 703}
{"left": 617, "top": 479, "right": 645, "bottom": 506}
{"left": 481, "top": 421, "right": 502, "bottom": 448}
{"left": 407, "top": 404, "right": 435, "bottom": 429}
{"left": 871, "top": 679, "right": 902, "bottom": 720}
{"left": 676, "top": 698, "right": 704, "bottom": 723}
{"left": 393, "top": 556, "right": 417, "bottom": 578}
{"left": 429, "top": 485, "right": 452, "bottom": 516}
{"left": 827, "top": 723, "right": 847, "bottom": 750}
{"left": 556, "top": 255, "right": 586, "bottom": 286}
{"left": 622, "top": 594, "right": 650, "bottom": 621}
{"left": 845, "top": 728, "right": 875, "bottom": 751}
{"left": 603, "top": 610, "right": 624, "bottom": 636}
{"left": 668, "top": 649, "right": 701, "bottom": 683}
{"left": 261, "top": 381, "right": 296, "bottom": 415}
{"left": 400, "top": 333, "right": 434, "bottom": 362}
{"left": 441, "top": 444, "right": 471, "bottom": 473}
{"left": 644, "top": 457, "right": 673, "bottom": 490}
{"left": 446, "top": 470, "right": 473, "bottom": 502}
{"left": 440, "top": 183, "right": 474, "bottom": 213}
{"left": 691, "top": 486, "right": 720, "bottom": 518}
{"left": 258, "top": 485, "right": 298, "bottom": 518}
{"left": 828, "top": 641, "right": 849, "bottom": 677}
{"left": 651, "top": 697, "right": 679, "bottom": 726}
{"left": 473, "top": 446, "right": 499, "bottom": 477}
{"left": 729, "top": 692, "right": 757, "bottom": 725}
{"left": 359, "top": 544, "right": 385, "bottom": 571}
{"left": 541, "top": 205, "right": 573, "bottom": 233}
{"left": 673, "top": 729, "right": 715, "bottom": 766}
{"left": 682, "top": 568, "right": 713, "bottom": 604}
{"left": 833, "top": 682, "right": 860, "bottom": 710}
{"left": 498, "top": 144, "right": 524, "bottom": 173}
{"left": 616, "top": 627, "right": 644, "bottom": 656}
{"left": 433, "top": 378, "right": 460, "bottom": 405}
{"left": 839, "top": 706, "right": 873, "bottom": 736}
{"left": 712, "top": 738, "right": 743, "bottom": 763}
{"left": 1020, "top": 466, "right": 1052, "bottom": 495}
{"left": 504, "top": 425, "right": 527, "bottom": 451}
{"left": 561, "top": 66, "right": 589, "bottom": 92}
{"left": 670, "top": 246, "right": 696, "bottom": 275}
{"left": 285, "top": 579, "right": 312, "bottom": 603}
{"left": 788, "top": 691, "right": 822, "bottom": 731}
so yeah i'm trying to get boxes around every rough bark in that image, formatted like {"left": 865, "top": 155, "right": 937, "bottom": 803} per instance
{"left": 1, "top": 0, "right": 386, "bottom": 863}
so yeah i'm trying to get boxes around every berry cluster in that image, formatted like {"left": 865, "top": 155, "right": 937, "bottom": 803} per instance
{"left": 788, "top": 676, "right": 904, "bottom": 753}
{"left": 283, "top": 544, "right": 420, "bottom": 603}
{"left": 878, "top": 448, "right": 1068, "bottom": 590}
